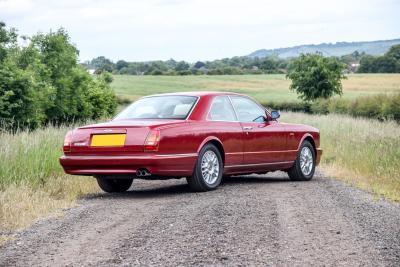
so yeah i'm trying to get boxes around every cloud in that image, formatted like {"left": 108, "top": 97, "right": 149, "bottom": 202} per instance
{"left": 0, "top": 0, "right": 399, "bottom": 61}
{"left": 0, "top": 0, "right": 33, "bottom": 15}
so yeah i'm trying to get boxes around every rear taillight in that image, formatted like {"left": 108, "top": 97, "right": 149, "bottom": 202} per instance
{"left": 144, "top": 130, "right": 160, "bottom": 152}
{"left": 63, "top": 130, "right": 73, "bottom": 153}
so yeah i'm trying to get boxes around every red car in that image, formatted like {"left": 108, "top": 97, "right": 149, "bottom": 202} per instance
{"left": 60, "top": 92, "right": 322, "bottom": 192}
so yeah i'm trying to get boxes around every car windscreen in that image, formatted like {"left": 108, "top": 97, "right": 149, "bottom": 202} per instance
{"left": 113, "top": 95, "right": 198, "bottom": 120}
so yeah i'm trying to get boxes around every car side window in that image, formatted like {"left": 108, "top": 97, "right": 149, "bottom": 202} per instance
{"left": 230, "top": 96, "right": 266, "bottom": 123}
{"left": 208, "top": 96, "right": 237, "bottom": 121}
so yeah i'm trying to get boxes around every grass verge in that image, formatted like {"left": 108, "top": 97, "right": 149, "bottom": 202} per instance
{"left": 0, "top": 125, "right": 99, "bottom": 242}
{"left": 282, "top": 112, "right": 400, "bottom": 201}
{"left": 0, "top": 176, "right": 97, "bottom": 232}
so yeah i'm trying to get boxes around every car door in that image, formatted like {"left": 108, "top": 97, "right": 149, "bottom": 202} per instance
{"left": 229, "top": 96, "right": 287, "bottom": 165}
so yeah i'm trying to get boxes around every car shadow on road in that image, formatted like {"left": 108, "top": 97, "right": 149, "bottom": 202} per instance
{"left": 85, "top": 182, "right": 191, "bottom": 200}
{"left": 222, "top": 175, "right": 291, "bottom": 185}
{"left": 85, "top": 175, "right": 293, "bottom": 200}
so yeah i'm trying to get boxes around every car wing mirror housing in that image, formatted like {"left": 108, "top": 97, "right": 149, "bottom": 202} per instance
{"left": 270, "top": 110, "right": 280, "bottom": 120}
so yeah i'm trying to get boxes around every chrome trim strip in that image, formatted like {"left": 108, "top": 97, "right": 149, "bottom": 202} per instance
{"left": 225, "top": 152, "right": 243, "bottom": 155}
{"left": 205, "top": 120, "right": 240, "bottom": 123}
{"left": 226, "top": 150, "right": 297, "bottom": 155}
{"left": 243, "top": 150, "right": 298, "bottom": 154}
{"left": 62, "top": 155, "right": 152, "bottom": 159}
{"left": 61, "top": 153, "right": 198, "bottom": 159}
{"left": 225, "top": 161, "right": 294, "bottom": 168}
{"left": 155, "top": 153, "right": 198, "bottom": 157}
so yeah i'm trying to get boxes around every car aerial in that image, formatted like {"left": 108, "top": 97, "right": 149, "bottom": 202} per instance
{"left": 60, "top": 92, "right": 322, "bottom": 193}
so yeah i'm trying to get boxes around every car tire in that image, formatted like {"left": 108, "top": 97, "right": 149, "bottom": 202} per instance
{"left": 287, "top": 140, "right": 316, "bottom": 181}
{"left": 96, "top": 176, "right": 133, "bottom": 193}
{"left": 187, "top": 143, "right": 223, "bottom": 192}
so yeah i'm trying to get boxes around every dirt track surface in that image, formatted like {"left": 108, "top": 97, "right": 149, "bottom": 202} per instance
{"left": 1, "top": 170, "right": 400, "bottom": 266}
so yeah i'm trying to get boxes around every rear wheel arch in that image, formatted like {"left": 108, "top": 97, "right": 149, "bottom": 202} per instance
{"left": 197, "top": 137, "right": 225, "bottom": 165}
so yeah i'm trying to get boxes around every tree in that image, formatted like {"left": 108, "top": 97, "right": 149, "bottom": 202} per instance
{"left": 193, "top": 61, "right": 205, "bottom": 69}
{"left": 287, "top": 53, "right": 346, "bottom": 102}
{"left": 0, "top": 22, "right": 17, "bottom": 63}
{"left": 0, "top": 22, "right": 117, "bottom": 130}
{"left": 358, "top": 55, "right": 376, "bottom": 73}
{"left": 358, "top": 45, "right": 400, "bottom": 73}
{"left": 116, "top": 60, "right": 129, "bottom": 71}
{"left": 260, "top": 58, "right": 277, "bottom": 73}
{"left": 90, "top": 56, "right": 115, "bottom": 72}
{"left": 174, "top": 61, "right": 190, "bottom": 72}
{"left": 0, "top": 22, "right": 44, "bottom": 129}
{"left": 386, "top": 45, "right": 400, "bottom": 72}
{"left": 30, "top": 30, "right": 117, "bottom": 123}
{"left": 386, "top": 44, "right": 400, "bottom": 60}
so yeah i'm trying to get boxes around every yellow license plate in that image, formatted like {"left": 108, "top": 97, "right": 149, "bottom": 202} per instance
{"left": 91, "top": 134, "right": 126, "bottom": 147}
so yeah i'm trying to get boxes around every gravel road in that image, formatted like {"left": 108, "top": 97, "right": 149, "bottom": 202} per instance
{"left": 1, "top": 170, "right": 399, "bottom": 266}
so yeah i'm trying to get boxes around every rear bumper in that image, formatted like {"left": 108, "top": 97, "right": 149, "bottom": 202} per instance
{"left": 316, "top": 148, "right": 323, "bottom": 165}
{"left": 59, "top": 153, "right": 198, "bottom": 177}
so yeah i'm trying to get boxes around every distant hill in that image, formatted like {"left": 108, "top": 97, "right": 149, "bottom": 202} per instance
{"left": 248, "top": 38, "right": 400, "bottom": 58}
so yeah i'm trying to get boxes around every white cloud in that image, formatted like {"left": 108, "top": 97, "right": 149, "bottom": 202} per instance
{"left": 0, "top": 0, "right": 399, "bottom": 61}
{"left": 0, "top": 0, "right": 33, "bottom": 15}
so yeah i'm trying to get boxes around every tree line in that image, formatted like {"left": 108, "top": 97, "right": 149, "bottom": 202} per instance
{"left": 85, "top": 56, "right": 289, "bottom": 75}
{"left": 358, "top": 45, "right": 400, "bottom": 73}
{"left": 86, "top": 45, "right": 400, "bottom": 76}
{"left": 0, "top": 22, "right": 117, "bottom": 130}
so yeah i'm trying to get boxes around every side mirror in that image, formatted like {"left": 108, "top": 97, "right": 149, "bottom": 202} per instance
{"left": 271, "top": 110, "right": 280, "bottom": 120}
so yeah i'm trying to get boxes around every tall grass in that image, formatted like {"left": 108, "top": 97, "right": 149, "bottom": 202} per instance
{"left": 0, "top": 125, "right": 98, "bottom": 233}
{"left": 0, "top": 126, "right": 66, "bottom": 187}
{"left": 282, "top": 112, "right": 400, "bottom": 201}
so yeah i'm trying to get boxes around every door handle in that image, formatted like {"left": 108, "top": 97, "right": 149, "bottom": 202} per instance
{"left": 243, "top": 126, "right": 253, "bottom": 131}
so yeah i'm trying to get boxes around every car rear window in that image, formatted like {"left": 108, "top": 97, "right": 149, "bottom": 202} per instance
{"left": 114, "top": 95, "right": 198, "bottom": 120}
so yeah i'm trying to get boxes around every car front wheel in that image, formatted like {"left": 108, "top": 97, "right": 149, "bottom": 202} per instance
{"left": 187, "top": 143, "right": 223, "bottom": 192}
{"left": 96, "top": 176, "right": 133, "bottom": 193}
{"left": 287, "top": 140, "right": 316, "bottom": 181}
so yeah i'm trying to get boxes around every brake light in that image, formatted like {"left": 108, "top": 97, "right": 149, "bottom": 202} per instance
{"left": 63, "top": 130, "right": 73, "bottom": 153}
{"left": 144, "top": 130, "right": 160, "bottom": 151}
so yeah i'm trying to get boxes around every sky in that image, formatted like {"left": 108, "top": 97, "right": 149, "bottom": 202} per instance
{"left": 1, "top": 0, "right": 399, "bottom": 62}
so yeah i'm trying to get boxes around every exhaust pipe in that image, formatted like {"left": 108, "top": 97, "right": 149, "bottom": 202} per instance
{"left": 136, "top": 169, "right": 151, "bottom": 177}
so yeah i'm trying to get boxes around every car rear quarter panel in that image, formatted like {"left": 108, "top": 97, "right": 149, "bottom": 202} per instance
{"left": 157, "top": 120, "right": 243, "bottom": 167}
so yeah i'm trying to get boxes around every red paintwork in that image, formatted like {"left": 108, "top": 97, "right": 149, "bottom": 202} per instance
{"left": 60, "top": 92, "right": 322, "bottom": 177}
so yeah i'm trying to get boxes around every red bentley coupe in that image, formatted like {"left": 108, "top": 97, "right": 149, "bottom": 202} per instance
{"left": 60, "top": 92, "right": 322, "bottom": 192}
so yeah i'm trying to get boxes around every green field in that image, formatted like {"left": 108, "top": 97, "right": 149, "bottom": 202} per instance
{"left": 111, "top": 74, "right": 400, "bottom": 103}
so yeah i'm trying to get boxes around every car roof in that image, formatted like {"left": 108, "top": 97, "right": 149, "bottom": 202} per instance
{"left": 143, "top": 91, "right": 244, "bottom": 98}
